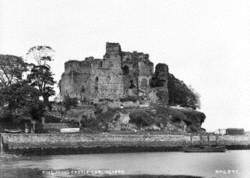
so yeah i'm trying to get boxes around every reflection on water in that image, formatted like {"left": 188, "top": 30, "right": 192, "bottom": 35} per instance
{"left": 0, "top": 150, "right": 249, "bottom": 178}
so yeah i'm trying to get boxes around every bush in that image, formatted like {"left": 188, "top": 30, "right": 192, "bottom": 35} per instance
{"left": 28, "top": 101, "right": 46, "bottom": 122}
{"left": 179, "top": 109, "right": 206, "bottom": 123}
{"left": 44, "top": 114, "right": 61, "bottom": 123}
{"left": 168, "top": 73, "right": 200, "bottom": 109}
{"left": 129, "top": 111, "right": 154, "bottom": 128}
{"left": 120, "top": 96, "right": 138, "bottom": 102}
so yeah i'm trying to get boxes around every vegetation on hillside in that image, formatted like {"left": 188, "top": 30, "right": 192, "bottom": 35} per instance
{"left": 168, "top": 73, "right": 200, "bottom": 109}
{"left": 0, "top": 47, "right": 204, "bottom": 133}
{"left": 128, "top": 106, "right": 205, "bottom": 133}
{"left": 0, "top": 46, "right": 56, "bottom": 132}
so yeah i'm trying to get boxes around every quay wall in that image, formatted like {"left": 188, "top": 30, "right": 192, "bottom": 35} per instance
{"left": 1, "top": 133, "right": 250, "bottom": 155}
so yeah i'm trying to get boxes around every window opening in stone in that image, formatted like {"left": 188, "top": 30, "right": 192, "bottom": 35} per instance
{"left": 129, "top": 80, "right": 136, "bottom": 89}
{"left": 122, "top": 65, "right": 129, "bottom": 75}
{"left": 81, "top": 86, "right": 85, "bottom": 93}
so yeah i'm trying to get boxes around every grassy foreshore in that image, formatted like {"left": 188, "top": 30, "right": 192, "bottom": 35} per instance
{"left": 1, "top": 133, "right": 250, "bottom": 155}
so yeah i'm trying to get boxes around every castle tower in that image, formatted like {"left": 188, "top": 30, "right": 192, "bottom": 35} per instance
{"left": 102, "top": 42, "right": 122, "bottom": 73}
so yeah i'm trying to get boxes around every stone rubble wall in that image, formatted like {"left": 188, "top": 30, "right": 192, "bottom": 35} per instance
{"left": 1, "top": 133, "right": 250, "bottom": 152}
{"left": 1, "top": 133, "right": 190, "bottom": 150}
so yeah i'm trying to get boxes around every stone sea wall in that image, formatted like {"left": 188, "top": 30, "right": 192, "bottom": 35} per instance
{"left": 1, "top": 133, "right": 190, "bottom": 150}
{"left": 1, "top": 133, "right": 250, "bottom": 155}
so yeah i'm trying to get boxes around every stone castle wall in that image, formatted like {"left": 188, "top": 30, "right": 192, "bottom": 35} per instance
{"left": 59, "top": 42, "right": 165, "bottom": 103}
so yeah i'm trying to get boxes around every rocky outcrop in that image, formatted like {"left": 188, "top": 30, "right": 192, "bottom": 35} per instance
{"left": 176, "top": 108, "right": 206, "bottom": 132}
{"left": 61, "top": 104, "right": 205, "bottom": 133}
{"left": 127, "top": 105, "right": 205, "bottom": 133}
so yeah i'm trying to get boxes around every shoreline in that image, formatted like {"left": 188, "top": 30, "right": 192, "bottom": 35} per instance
{"left": 1, "top": 133, "right": 250, "bottom": 155}
{"left": 4, "top": 145, "right": 250, "bottom": 156}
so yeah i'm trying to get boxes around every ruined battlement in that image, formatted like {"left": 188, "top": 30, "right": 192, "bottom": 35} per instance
{"left": 59, "top": 42, "right": 168, "bottom": 104}
{"left": 64, "top": 60, "right": 91, "bottom": 73}
{"left": 105, "top": 42, "right": 121, "bottom": 55}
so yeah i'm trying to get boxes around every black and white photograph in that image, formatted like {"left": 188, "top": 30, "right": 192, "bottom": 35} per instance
{"left": 0, "top": 0, "right": 250, "bottom": 178}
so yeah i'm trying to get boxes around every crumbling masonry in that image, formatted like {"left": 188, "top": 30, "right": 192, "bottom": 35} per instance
{"left": 59, "top": 42, "right": 169, "bottom": 104}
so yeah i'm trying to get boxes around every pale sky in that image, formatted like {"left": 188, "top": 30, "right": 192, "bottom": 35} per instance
{"left": 0, "top": 0, "right": 250, "bottom": 131}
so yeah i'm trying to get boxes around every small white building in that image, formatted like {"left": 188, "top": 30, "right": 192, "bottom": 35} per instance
{"left": 214, "top": 129, "right": 226, "bottom": 135}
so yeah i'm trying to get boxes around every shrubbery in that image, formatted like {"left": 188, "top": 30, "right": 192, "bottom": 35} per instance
{"left": 120, "top": 96, "right": 138, "bottom": 102}
{"left": 129, "top": 111, "right": 155, "bottom": 128}
{"left": 168, "top": 73, "right": 200, "bottom": 109}
{"left": 0, "top": 46, "right": 56, "bottom": 132}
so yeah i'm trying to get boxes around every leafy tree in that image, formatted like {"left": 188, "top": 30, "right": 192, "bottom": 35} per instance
{"left": 0, "top": 55, "right": 29, "bottom": 108}
{"left": 27, "top": 100, "right": 46, "bottom": 132}
{"left": 0, "top": 53, "right": 50, "bottom": 132}
{"left": 0, "top": 81, "right": 38, "bottom": 110}
{"left": 0, "top": 80, "right": 46, "bottom": 132}
{"left": 0, "top": 80, "right": 42, "bottom": 114}
{"left": 0, "top": 55, "right": 27, "bottom": 88}
{"left": 26, "top": 46, "right": 56, "bottom": 109}
{"left": 27, "top": 65, "right": 56, "bottom": 109}
{"left": 168, "top": 73, "right": 200, "bottom": 109}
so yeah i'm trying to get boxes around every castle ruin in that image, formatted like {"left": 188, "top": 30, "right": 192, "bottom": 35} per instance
{"left": 59, "top": 42, "right": 168, "bottom": 104}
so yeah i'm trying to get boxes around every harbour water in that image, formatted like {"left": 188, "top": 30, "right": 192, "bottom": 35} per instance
{"left": 0, "top": 150, "right": 249, "bottom": 178}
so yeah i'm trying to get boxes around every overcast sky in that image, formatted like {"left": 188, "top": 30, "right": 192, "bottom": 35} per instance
{"left": 0, "top": 0, "right": 250, "bottom": 131}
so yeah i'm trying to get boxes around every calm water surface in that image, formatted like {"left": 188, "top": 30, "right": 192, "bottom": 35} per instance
{"left": 0, "top": 150, "right": 249, "bottom": 178}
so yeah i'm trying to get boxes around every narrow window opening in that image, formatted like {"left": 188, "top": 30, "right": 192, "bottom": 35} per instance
{"left": 129, "top": 80, "right": 136, "bottom": 89}
{"left": 122, "top": 65, "right": 129, "bottom": 75}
